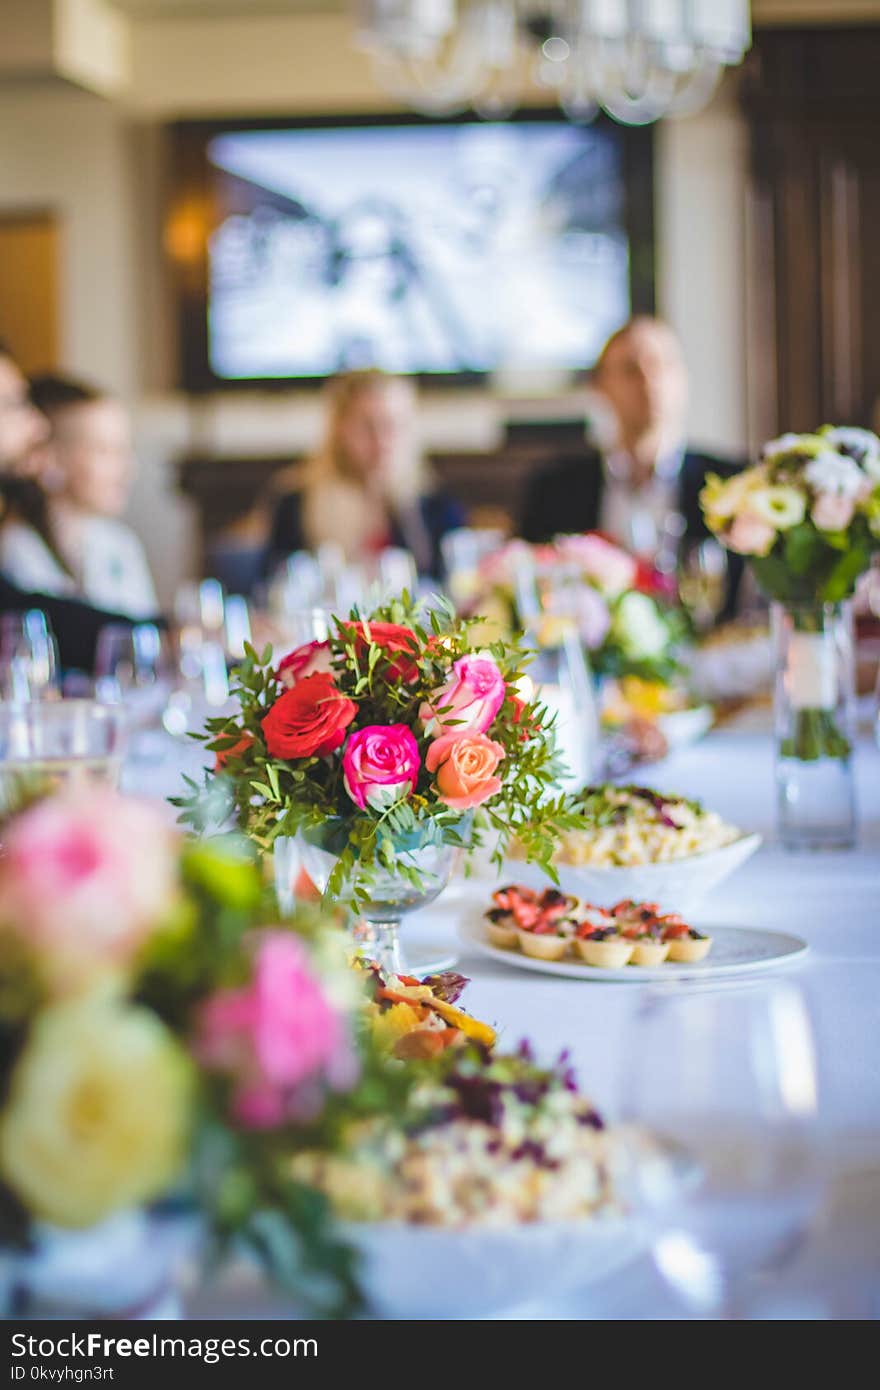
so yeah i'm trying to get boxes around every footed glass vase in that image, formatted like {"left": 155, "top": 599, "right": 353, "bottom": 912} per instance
{"left": 772, "top": 600, "right": 856, "bottom": 850}
{"left": 273, "top": 822, "right": 457, "bottom": 976}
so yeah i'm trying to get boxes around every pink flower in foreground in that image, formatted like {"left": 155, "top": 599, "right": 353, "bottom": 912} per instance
{"left": 426, "top": 731, "right": 505, "bottom": 810}
{"left": 420, "top": 653, "right": 506, "bottom": 737}
{"left": 342, "top": 724, "right": 420, "bottom": 811}
{"left": 811, "top": 493, "right": 856, "bottom": 532}
{"left": 0, "top": 791, "right": 178, "bottom": 991}
{"left": 277, "top": 640, "right": 332, "bottom": 688}
{"left": 196, "top": 933, "right": 356, "bottom": 1130}
{"left": 726, "top": 514, "right": 777, "bottom": 556}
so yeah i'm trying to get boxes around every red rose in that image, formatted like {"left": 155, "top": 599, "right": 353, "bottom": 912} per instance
{"left": 346, "top": 621, "right": 420, "bottom": 683}
{"left": 261, "top": 673, "right": 356, "bottom": 760}
{"left": 214, "top": 732, "right": 254, "bottom": 771}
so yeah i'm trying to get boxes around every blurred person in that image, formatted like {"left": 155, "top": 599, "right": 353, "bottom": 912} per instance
{"left": 265, "top": 369, "right": 464, "bottom": 578}
{"left": 0, "top": 375, "right": 157, "bottom": 619}
{"left": 0, "top": 343, "right": 159, "bottom": 672}
{"left": 521, "top": 316, "right": 745, "bottom": 618}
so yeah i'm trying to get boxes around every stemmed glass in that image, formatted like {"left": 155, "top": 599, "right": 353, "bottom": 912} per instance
{"left": 440, "top": 527, "right": 506, "bottom": 605}
{"left": 0, "top": 611, "right": 60, "bottom": 702}
{"left": 616, "top": 982, "right": 822, "bottom": 1319}
{"left": 95, "top": 623, "right": 175, "bottom": 757}
{"left": 677, "top": 537, "right": 729, "bottom": 633}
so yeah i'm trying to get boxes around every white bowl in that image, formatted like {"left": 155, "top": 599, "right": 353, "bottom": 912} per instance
{"left": 657, "top": 703, "right": 715, "bottom": 750}
{"left": 507, "top": 832, "right": 762, "bottom": 914}
{"left": 343, "top": 1215, "right": 645, "bottom": 1319}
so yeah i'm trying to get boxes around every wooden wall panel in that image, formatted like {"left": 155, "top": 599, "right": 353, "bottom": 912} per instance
{"left": 742, "top": 28, "right": 880, "bottom": 437}
{"left": 0, "top": 211, "right": 59, "bottom": 374}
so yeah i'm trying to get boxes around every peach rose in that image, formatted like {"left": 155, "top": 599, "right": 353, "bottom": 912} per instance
{"left": 425, "top": 731, "right": 505, "bottom": 810}
{"left": 726, "top": 513, "right": 776, "bottom": 557}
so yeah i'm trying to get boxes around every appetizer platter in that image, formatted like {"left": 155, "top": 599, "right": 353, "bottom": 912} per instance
{"left": 461, "top": 884, "right": 808, "bottom": 981}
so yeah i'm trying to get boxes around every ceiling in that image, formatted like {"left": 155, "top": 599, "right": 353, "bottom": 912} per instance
{"left": 105, "top": 0, "right": 880, "bottom": 21}
{"left": 109, "top": 1, "right": 343, "bottom": 13}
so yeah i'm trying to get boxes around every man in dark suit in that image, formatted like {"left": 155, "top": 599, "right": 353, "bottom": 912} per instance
{"left": 0, "top": 340, "right": 160, "bottom": 672}
{"left": 521, "top": 316, "right": 744, "bottom": 619}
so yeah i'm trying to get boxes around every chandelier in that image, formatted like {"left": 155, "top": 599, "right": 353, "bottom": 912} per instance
{"left": 354, "top": 1, "right": 752, "bottom": 125}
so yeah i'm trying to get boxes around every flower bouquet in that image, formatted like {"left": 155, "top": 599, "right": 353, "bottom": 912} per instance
{"left": 178, "top": 598, "right": 577, "bottom": 972}
{"left": 462, "top": 533, "right": 685, "bottom": 685}
{"left": 0, "top": 787, "right": 403, "bottom": 1318}
{"left": 701, "top": 426, "right": 880, "bottom": 846}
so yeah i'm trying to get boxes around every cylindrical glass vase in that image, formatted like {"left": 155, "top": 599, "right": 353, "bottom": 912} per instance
{"left": 772, "top": 600, "right": 856, "bottom": 850}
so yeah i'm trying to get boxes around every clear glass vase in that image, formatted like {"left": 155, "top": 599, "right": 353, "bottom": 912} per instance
{"left": 772, "top": 600, "right": 857, "bottom": 850}
{"left": 273, "top": 823, "right": 457, "bottom": 976}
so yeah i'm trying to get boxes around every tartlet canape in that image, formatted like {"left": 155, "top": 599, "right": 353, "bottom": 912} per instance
{"left": 613, "top": 899, "right": 671, "bottom": 966}
{"left": 573, "top": 907, "right": 635, "bottom": 968}
{"left": 661, "top": 916, "right": 713, "bottom": 962}
{"left": 486, "top": 884, "right": 579, "bottom": 958}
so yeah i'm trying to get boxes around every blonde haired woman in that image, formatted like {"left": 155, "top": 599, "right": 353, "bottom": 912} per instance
{"left": 266, "top": 370, "right": 463, "bottom": 577}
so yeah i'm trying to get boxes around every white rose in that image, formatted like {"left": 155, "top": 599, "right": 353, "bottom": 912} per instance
{"left": 611, "top": 592, "right": 670, "bottom": 660}
{"left": 803, "top": 450, "right": 866, "bottom": 499}
{"left": 822, "top": 426, "right": 880, "bottom": 482}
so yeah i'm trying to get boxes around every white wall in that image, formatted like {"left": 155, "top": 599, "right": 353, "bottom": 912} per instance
{"left": 656, "top": 78, "right": 749, "bottom": 456}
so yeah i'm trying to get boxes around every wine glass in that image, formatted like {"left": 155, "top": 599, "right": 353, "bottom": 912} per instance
{"left": 0, "top": 610, "right": 60, "bottom": 702}
{"left": 377, "top": 547, "right": 418, "bottom": 602}
{"left": 616, "top": 981, "right": 822, "bottom": 1319}
{"left": 527, "top": 620, "right": 601, "bottom": 790}
{"left": 0, "top": 700, "right": 127, "bottom": 814}
{"left": 94, "top": 622, "right": 175, "bottom": 743}
{"left": 677, "top": 538, "right": 729, "bottom": 633}
{"left": 440, "top": 527, "right": 506, "bottom": 606}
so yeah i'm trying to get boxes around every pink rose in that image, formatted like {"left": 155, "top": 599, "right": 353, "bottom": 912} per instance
{"left": 196, "top": 932, "right": 356, "bottom": 1130}
{"left": 811, "top": 493, "right": 856, "bottom": 532}
{"left": 0, "top": 790, "right": 178, "bottom": 991}
{"left": 342, "top": 724, "right": 420, "bottom": 811}
{"left": 726, "top": 514, "right": 777, "bottom": 556}
{"left": 420, "top": 653, "right": 506, "bottom": 737}
{"left": 277, "top": 640, "right": 332, "bottom": 688}
{"left": 425, "top": 731, "right": 505, "bottom": 810}
{"left": 554, "top": 533, "right": 638, "bottom": 597}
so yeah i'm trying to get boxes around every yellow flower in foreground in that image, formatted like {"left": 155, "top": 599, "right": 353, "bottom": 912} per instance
{"left": 0, "top": 997, "right": 192, "bottom": 1228}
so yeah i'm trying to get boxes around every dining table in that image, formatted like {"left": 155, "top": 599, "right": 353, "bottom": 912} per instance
{"left": 131, "top": 713, "right": 880, "bottom": 1320}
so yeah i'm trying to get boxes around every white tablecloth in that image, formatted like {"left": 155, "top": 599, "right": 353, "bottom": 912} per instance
{"left": 138, "top": 726, "right": 880, "bottom": 1319}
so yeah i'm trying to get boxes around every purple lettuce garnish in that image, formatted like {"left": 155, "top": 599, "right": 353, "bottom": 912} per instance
{"left": 422, "top": 971, "right": 469, "bottom": 1004}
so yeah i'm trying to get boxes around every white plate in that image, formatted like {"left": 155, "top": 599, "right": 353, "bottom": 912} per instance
{"left": 507, "top": 831, "right": 762, "bottom": 914}
{"left": 459, "top": 912, "right": 808, "bottom": 982}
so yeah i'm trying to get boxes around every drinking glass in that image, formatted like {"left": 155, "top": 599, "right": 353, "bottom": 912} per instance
{"left": 440, "top": 527, "right": 506, "bottom": 606}
{"left": 377, "top": 547, "right": 418, "bottom": 601}
{"left": 0, "top": 700, "right": 127, "bottom": 813}
{"left": 528, "top": 622, "right": 600, "bottom": 790}
{"left": 677, "top": 537, "right": 729, "bottom": 633}
{"left": 617, "top": 982, "right": 822, "bottom": 1318}
{"left": 223, "top": 594, "right": 252, "bottom": 661}
{"left": 0, "top": 611, "right": 60, "bottom": 702}
{"left": 95, "top": 623, "right": 173, "bottom": 710}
